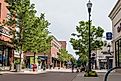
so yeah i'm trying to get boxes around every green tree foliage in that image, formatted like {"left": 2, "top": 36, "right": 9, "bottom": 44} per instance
{"left": 5, "top": 0, "right": 51, "bottom": 64}
{"left": 5, "top": 0, "right": 34, "bottom": 63}
{"left": 58, "top": 48, "right": 74, "bottom": 62}
{"left": 70, "top": 21, "right": 104, "bottom": 63}
{"left": 23, "top": 14, "right": 52, "bottom": 54}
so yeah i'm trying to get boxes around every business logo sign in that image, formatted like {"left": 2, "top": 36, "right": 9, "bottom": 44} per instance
{"left": 117, "top": 23, "right": 121, "bottom": 33}
{"left": 106, "top": 32, "right": 112, "bottom": 40}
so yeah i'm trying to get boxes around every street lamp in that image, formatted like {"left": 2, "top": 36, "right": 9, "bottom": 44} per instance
{"left": 87, "top": 0, "right": 92, "bottom": 71}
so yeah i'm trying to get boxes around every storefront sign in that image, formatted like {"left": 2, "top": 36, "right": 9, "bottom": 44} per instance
{"left": 117, "top": 23, "right": 121, "bottom": 33}
{"left": 106, "top": 32, "right": 112, "bottom": 40}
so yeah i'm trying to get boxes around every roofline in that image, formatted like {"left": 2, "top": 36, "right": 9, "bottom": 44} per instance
{"left": 109, "top": 0, "right": 120, "bottom": 19}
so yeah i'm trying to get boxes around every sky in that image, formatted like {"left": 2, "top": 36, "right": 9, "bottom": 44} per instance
{"left": 30, "top": 0, "right": 117, "bottom": 59}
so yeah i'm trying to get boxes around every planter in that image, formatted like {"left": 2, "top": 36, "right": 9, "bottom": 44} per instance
{"left": 84, "top": 71, "right": 98, "bottom": 77}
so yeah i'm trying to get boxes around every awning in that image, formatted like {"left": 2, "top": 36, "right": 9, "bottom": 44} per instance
{"left": 38, "top": 56, "right": 47, "bottom": 61}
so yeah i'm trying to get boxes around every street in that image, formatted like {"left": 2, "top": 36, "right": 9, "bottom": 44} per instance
{"left": 0, "top": 72, "right": 78, "bottom": 81}
{"left": 1, "top": 71, "right": 121, "bottom": 81}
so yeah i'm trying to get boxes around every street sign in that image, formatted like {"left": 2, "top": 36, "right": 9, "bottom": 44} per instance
{"left": 106, "top": 32, "right": 112, "bottom": 40}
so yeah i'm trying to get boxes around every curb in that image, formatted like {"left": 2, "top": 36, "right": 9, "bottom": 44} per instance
{"left": 0, "top": 71, "right": 47, "bottom": 75}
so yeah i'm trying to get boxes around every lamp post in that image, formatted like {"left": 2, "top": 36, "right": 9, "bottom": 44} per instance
{"left": 87, "top": 0, "right": 92, "bottom": 71}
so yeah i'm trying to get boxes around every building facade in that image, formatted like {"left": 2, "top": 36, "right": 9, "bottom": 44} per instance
{"left": 24, "top": 36, "right": 66, "bottom": 69}
{"left": 109, "top": 0, "right": 121, "bottom": 68}
{"left": 0, "top": 0, "right": 14, "bottom": 70}
{"left": 96, "top": 45, "right": 113, "bottom": 70}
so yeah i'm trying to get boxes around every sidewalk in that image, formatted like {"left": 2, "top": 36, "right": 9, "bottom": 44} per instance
{"left": 0, "top": 68, "right": 74, "bottom": 74}
{"left": 0, "top": 68, "right": 108, "bottom": 75}
{"left": 72, "top": 72, "right": 103, "bottom": 81}
{"left": 0, "top": 69, "right": 46, "bottom": 74}
{"left": 72, "top": 71, "right": 121, "bottom": 81}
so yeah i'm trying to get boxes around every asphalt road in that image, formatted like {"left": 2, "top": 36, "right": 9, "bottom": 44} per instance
{"left": 0, "top": 72, "right": 78, "bottom": 81}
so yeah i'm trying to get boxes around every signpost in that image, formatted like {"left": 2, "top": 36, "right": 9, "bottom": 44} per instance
{"left": 106, "top": 32, "right": 112, "bottom": 40}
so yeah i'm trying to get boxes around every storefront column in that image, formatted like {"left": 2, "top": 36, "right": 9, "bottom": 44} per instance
{"left": 2, "top": 46, "right": 5, "bottom": 66}
{"left": 10, "top": 49, "right": 14, "bottom": 71}
{"left": 59, "top": 61, "right": 61, "bottom": 68}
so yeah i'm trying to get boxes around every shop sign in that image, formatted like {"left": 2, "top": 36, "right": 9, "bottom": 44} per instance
{"left": 117, "top": 23, "right": 121, "bottom": 33}
{"left": 106, "top": 32, "right": 112, "bottom": 40}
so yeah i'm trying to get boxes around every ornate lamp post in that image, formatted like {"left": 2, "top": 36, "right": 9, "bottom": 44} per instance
{"left": 87, "top": 0, "right": 92, "bottom": 71}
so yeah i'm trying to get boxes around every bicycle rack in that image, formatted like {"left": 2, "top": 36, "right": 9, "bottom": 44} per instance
{"left": 104, "top": 67, "right": 121, "bottom": 81}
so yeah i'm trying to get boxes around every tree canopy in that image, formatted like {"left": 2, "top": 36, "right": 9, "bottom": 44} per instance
{"left": 58, "top": 48, "right": 75, "bottom": 62}
{"left": 70, "top": 21, "right": 104, "bottom": 63}
{"left": 5, "top": 0, "right": 51, "bottom": 62}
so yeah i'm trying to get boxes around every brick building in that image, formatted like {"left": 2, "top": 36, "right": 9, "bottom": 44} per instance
{"left": 25, "top": 36, "right": 67, "bottom": 69}
{"left": 0, "top": 0, "right": 14, "bottom": 69}
{"left": 59, "top": 41, "right": 66, "bottom": 49}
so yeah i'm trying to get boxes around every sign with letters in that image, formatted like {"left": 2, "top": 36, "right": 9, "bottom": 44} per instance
{"left": 106, "top": 32, "right": 112, "bottom": 40}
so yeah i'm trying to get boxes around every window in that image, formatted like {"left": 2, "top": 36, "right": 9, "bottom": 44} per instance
{"left": 115, "top": 39, "right": 121, "bottom": 67}
{"left": 115, "top": 41, "right": 119, "bottom": 67}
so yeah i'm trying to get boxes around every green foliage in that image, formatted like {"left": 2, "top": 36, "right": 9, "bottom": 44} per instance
{"left": 5, "top": 0, "right": 35, "bottom": 51}
{"left": 5, "top": 0, "right": 51, "bottom": 55}
{"left": 23, "top": 14, "right": 52, "bottom": 54}
{"left": 78, "top": 54, "right": 88, "bottom": 66}
{"left": 58, "top": 48, "right": 74, "bottom": 62}
{"left": 70, "top": 21, "right": 104, "bottom": 64}
{"left": 14, "top": 59, "right": 20, "bottom": 65}
{"left": 84, "top": 71, "right": 98, "bottom": 77}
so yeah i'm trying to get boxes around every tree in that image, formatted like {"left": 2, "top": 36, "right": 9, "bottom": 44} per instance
{"left": 23, "top": 14, "right": 52, "bottom": 64}
{"left": 5, "top": 0, "right": 37, "bottom": 65}
{"left": 70, "top": 21, "right": 104, "bottom": 64}
{"left": 58, "top": 48, "right": 75, "bottom": 66}
{"left": 5, "top": 0, "right": 51, "bottom": 65}
{"left": 58, "top": 48, "right": 69, "bottom": 62}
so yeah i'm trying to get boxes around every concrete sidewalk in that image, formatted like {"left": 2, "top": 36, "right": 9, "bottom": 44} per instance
{"left": 0, "top": 68, "right": 108, "bottom": 75}
{"left": 0, "top": 69, "right": 46, "bottom": 74}
{"left": 72, "top": 72, "right": 121, "bottom": 81}
{"left": 0, "top": 68, "right": 74, "bottom": 74}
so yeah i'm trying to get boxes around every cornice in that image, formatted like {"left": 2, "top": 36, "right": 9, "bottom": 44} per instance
{"left": 109, "top": 0, "right": 121, "bottom": 20}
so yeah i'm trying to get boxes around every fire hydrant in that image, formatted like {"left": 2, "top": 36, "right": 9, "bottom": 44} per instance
{"left": 32, "top": 64, "right": 37, "bottom": 72}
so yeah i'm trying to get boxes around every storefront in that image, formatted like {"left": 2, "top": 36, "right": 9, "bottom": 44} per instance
{"left": 0, "top": 44, "right": 14, "bottom": 68}
{"left": 115, "top": 39, "right": 121, "bottom": 67}
{"left": 109, "top": 0, "right": 121, "bottom": 68}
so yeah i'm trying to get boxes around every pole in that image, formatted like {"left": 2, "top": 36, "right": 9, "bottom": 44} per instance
{"left": 34, "top": 52, "right": 35, "bottom": 64}
{"left": 88, "top": 8, "right": 91, "bottom": 71}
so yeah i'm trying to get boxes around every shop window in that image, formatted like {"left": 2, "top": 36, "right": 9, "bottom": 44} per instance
{"left": 115, "top": 41, "right": 119, "bottom": 67}
{"left": 119, "top": 40, "right": 121, "bottom": 67}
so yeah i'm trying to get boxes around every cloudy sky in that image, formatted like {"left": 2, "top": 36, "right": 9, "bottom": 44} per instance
{"left": 31, "top": 0, "right": 117, "bottom": 59}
